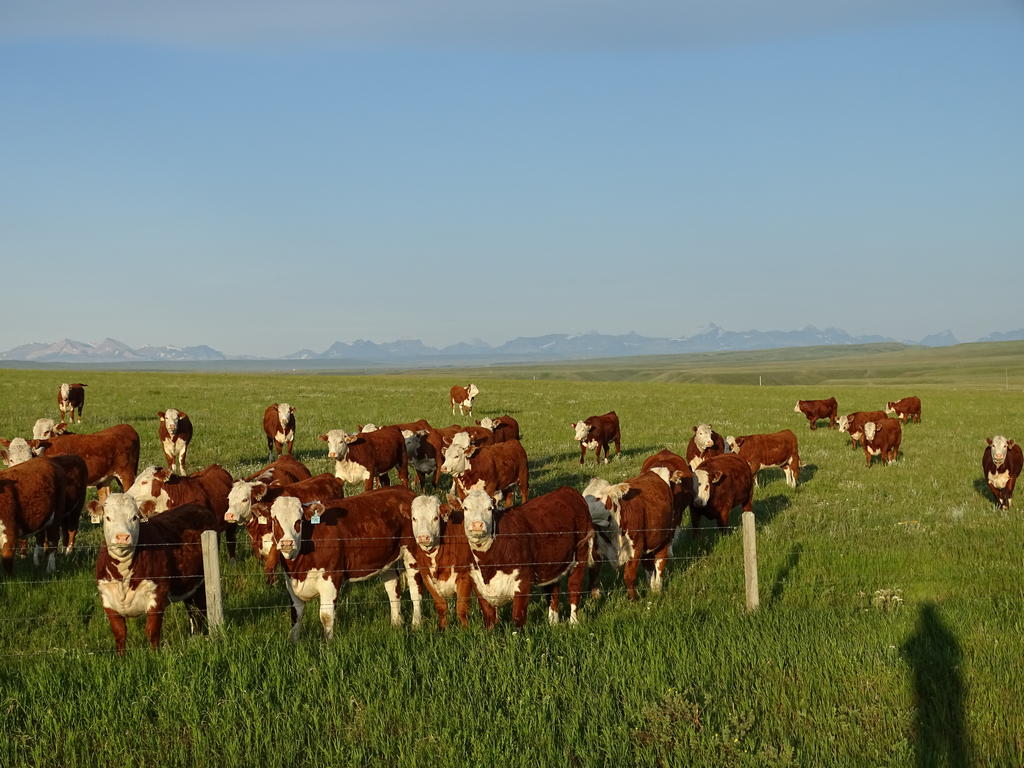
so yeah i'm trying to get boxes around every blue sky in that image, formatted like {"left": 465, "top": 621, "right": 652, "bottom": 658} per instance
{"left": 2, "top": 1, "right": 1021, "bottom": 356}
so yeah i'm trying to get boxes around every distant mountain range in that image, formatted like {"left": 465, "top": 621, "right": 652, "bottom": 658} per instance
{"left": 2, "top": 326, "right": 1022, "bottom": 365}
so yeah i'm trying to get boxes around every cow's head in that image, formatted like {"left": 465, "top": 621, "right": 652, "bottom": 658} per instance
{"left": 467, "top": 384, "right": 479, "bottom": 401}
{"left": 582, "top": 477, "right": 630, "bottom": 528}
{"left": 460, "top": 489, "right": 497, "bottom": 550}
{"left": 401, "top": 429, "right": 428, "bottom": 457}
{"left": 691, "top": 468, "right": 723, "bottom": 507}
{"left": 572, "top": 421, "right": 592, "bottom": 442}
{"left": 270, "top": 496, "right": 308, "bottom": 560}
{"left": 724, "top": 436, "right": 739, "bottom": 453}
{"left": 441, "top": 434, "right": 476, "bottom": 476}
{"left": 988, "top": 435, "right": 1011, "bottom": 465}
{"left": 693, "top": 424, "right": 715, "bottom": 452}
{"left": 837, "top": 415, "right": 850, "bottom": 433}
{"left": 60, "top": 383, "right": 71, "bottom": 402}
{"left": 278, "top": 403, "right": 295, "bottom": 428}
{"left": 159, "top": 408, "right": 181, "bottom": 438}
{"left": 476, "top": 417, "right": 495, "bottom": 430}
{"left": 884, "top": 402, "right": 896, "bottom": 415}
{"left": 319, "top": 429, "right": 361, "bottom": 461}
{"left": 32, "top": 418, "right": 57, "bottom": 440}
{"left": 101, "top": 494, "right": 143, "bottom": 559}
{"left": 0, "top": 437, "right": 33, "bottom": 467}
{"left": 410, "top": 495, "right": 443, "bottom": 551}
{"left": 225, "top": 480, "right": 270, "bottom": 524}
{"left": 126, "top": 466, "right": 173, "bottom": 517}
{"left": 863, "top": 422, "right": 878, "bottom": 442}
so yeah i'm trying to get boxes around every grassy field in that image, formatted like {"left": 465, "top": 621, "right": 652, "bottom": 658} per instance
{"left": 1, "top": 356, "right": 1022, "bottom": 767}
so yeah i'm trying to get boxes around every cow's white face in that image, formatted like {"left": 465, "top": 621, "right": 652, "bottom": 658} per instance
{"left": 60, "top": 383, "right": 71, "bottom": 402}
{"left": 863, "top": 422, "right": 878, "bottom": 442}
{"left": 837, "top": 415, "right": 850, "bottom": 433}
{"left": 461, "top": 490, "right": 496, "bottom": 548}
{"left": 478, "top": 418, "right": 495, "bottom": 430}
{"left": 102, "top": 494, "right": 143, "bottom": 559}
{"left": 322, "top": 429, "right": 352, "bottom": 461}
{"left": 692, "top": 469, "right": 712, "bottom": 506}
{"left": 725, "top": 436, "right": 738, "bottom": 453}
{"left": 990, "top": 435, "right": 1009, "bottom": 464}
{"left": 467, "top": 384, "right": 479, "bottom": 399}
{"left": 573, "top": 422, "right": 591, "bottom": 442}
{"left": 163, "top": 408, "right": 180, "bottom": 437}
{"left": 226, "top": 480, "right": 260, "bottom": 524}
{"left": 410, "top": 495, "right": 442, "bottom": 551}
{"left": 278, "top": 404, "right": 293, "bottom": 428}
{"left": 694, "top": 424, "right": 715, "bottom": 451}
{"left": 793, "top": 401, "right": 801, "bottom": 414}
{"left": 884, "top": 403, "right": 896, "bottom": 415}
{"left": 1, "top": 437, "right": 33, "bottom": 466}
{"left": 441, "top": 440, "right": 471, "bottom": 475}
{"left": 32, "top": 418, "right": 56, "bottom": 440}
{"left": 126, "top": 466, "right": 171, "bottom": 515}
{"left": 270, "top": 496, "right": 304, "bottom": 560}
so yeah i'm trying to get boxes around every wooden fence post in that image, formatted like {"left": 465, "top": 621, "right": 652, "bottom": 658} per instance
{"left": 201, "top": 530, "right": 224, "bottom": 633}
{"left": 742, "top": 510, "right": 759, "bottom": 611}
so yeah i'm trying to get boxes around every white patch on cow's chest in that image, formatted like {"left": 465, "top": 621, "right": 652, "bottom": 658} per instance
{"left": 98, "top": 575, "right": 158, "bottom": 617}
{"left": 424, "top": 551, "right": 458, "bottom": 597}
{"left": 688, "top": 456, "right": 702, "bottom": 471}
{"left": 291, "top": 568, "right": 332, "bottom": 601}
{"left": 867, "top": 446, "right": 881, "bottom": 456}
{"left": 470, "top": 565, "right": 521, "bottom": 606}
{"left": 162, "top": 437, "right": 187, "bottom": 457}
{"left": 275, "top": 430, "right": 294, "bottom": 444}
{"left": 334, "top": 459, "right": 371, "bottom": 484}
{"left": 988, "top": 471, "right": 1011, "bottom": 489}
{"left": 583, "top": 440, "right": 599, "bottom": 451}
{"left": 260, "top": 532, "right": 273, "bottom": 556}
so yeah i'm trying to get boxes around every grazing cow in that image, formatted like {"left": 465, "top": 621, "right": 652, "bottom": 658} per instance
{"left": 572, "top": 411, "right": 621, "bottom": 465}
{"left": 263, "top": 403, "right": 295, "bottom": 460}
{"left": 982, "top": 436, "right": 1023, "bottom": 510}
{"left": 476, "top": 416, "right": 521, "bottom": 443}
{"left": 95, "top": 494, "right": 218, "bottom": 654}
{"left": 691, "top": 453, "right": 754, "bottom": 531}
{"left": 269, "top": 487, "right": 421, "bottom": 640}
{"left": 319, "top": 427, "right": 409, "bottom": 492}
{"left": 30, "top": 424, "right": 140, "bottom": 501}
{"left": 838, "top": 411, "right": 888, "bottom": 448}
{"left": 441, "top": 434, "right": 529, "bottom": 503}
{"left": 457, "top": 487, "right": 594, "bottom": 627}
{"left": 725, "top": 430, "right": 800, "bottom": 488}
{"left": 450, "top": 384, "right": 480, "bottom": 417}
{"left": 158, "top": 409, "right": 193, "bottom": 474}
{"left": 862, "top": 418, "right": 902, "bottom": 466}
{"left": 584, "top": 467, "right": 686, "bottom": 600}
{"left": 244, "top": 454, "right": 312, "bottom": 486}
{"left": 794, "top": 397, "right": 838, "bottom": 430}
{"left": 685, "top": 424, "right": 726, "bottom": 470}
{"left": 32, "top": 418, "right": 69, "bottom": 440}
{"left": 407, "top": 495, "right": 496, "bottom": 629}
{"left": 57, "top": 383, "right": 87, "bottom": 424}
{"left": 885, "top": 396, "right": 922, "bottom": 424}
{"left": 0, "top": 455, "right": 66, "bottom": 575}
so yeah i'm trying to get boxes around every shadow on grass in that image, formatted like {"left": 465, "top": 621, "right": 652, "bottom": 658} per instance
{"left": 753, "top": 494, "right": 791, "bottom": 526}
{"left": 769, "top": 543, "right": 802, "bottom": 604}
{"left": 797, "top": 463, "right": 819, "bottom": 484}
{"left": 901, "top": 602, "right": 972, "bottom": 768}
{"left": 971, "top": 477, "right": 997, "bottom": 507}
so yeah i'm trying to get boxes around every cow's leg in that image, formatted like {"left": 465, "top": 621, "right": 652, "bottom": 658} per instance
{"left": 266, "top": 435, "right": 275, "bottom": 462}
{"left": 511, "top": 584, "right": 532, "bottom": 628}
{"left": 614, "top": 433, "right": 622, "bottom": 460}
{"left": 364, "top": 477, "right": 375, "bottom": 493}
{"left": 185, "top": 588, "right": 208, "bottom": 635}
{"left": 567, "top": 551, "right": 588, "bottom": 624}
{"left": 543, "top": 583, "right": 560, "bottom": 624}
{"left": 579, "top": 444, "right": 586, "bottom": 465}
{"left": 382, "top": 568, "right": 403, "bottom": 627}
{"left": 43, "top": 526, "right": 59, "bottom": 574}
{"left": 104, "top": 608, "right": 129, "bottom": 654}
{"left": 623, "top": 556, "right": 641, "bottom": 601}
{"left": 649, "top": 547, "right": 669, "bottom": 593}
{"left": 454, "top": 575, "right": 474, "bottom": 628}
{"left": 179, "top": 443, "right": 188, "bottom": 475}
{"left": 318, "top": 577, "right": 340, "bottom": 641}
{"left": 225, "top": 522, "right": 238, "bottom": 559}
{"left": 397, "top": 456, "right": 410, "bottom": 489}
{"left": 406, "top": 568, "right": 424, "bottom": 629}
{"left": 145, "top": 605, "right": 166, "bottom": 650}
{"left": 283, "top": 578, "right": 305, "bottom": 643}
{"left": 379, "top": 472, "right": 392, "bottom": 488}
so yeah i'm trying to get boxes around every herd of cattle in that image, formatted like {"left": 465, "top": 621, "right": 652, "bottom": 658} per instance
{"left": 0, "top": 382, "right": 1017, "bottom": 653}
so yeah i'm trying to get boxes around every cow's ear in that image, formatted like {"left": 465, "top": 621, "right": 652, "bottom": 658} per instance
{"left": 0, "top": 448, "right": 8, "bottom": 464}
{"left": 54, "top": 423, "right": 68, "bottom": 434}
{"left": 157, "top": 411, "right": 165, "bottom": 420}
{"left": 669, "top": 469, "right": 687, "bottom": 484}
{"left": 155, "top": 467, "right": 172, "bottom": 481}
{"left": 318, "top": 434, "right": 329, "bottom": 442}
{"left": 303, "top": 500, "right": 325, "bottom": 518}
{"left": 33, "top": 439, "right": 50, "bottom": 453}
{"left": 446, "top": 494, "right": 463, "bottom": 512}
{"left": 0, "top": 438, "right": 9, "bottom": 448}
{"left": 711, "top": 472, "right": 723, "bottom": 484}
{"left": 692, "top": 426, "right": 698, "bottom": 434}
{"left": 986, "top": 437, "right": 994, "bottom": 446}
{"left": 289, "top": 406, "right": 296, "bottom": 414}
{"left": 344, "top": 434, "right": 360, "bottom": 445}
{"left": 87, "top": 499, "right": 104, "bottom": 523}
{"left": 466, "top": 445, "right": 480, "bottom": 457}
{"left": 251, "top": 482, "right": 269, "bottom": 500}
{"left": 355, "top": 424, "right": 364, "bottom": 432}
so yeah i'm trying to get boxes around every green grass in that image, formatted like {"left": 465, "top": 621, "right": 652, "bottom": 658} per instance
{"left": 1, "top": 361, "right": 1022, "bottom": 767}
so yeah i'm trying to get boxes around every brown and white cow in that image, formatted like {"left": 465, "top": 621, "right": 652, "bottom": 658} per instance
{"left": 450, "top": 384, "right": 480, "bottom": 417}
{"left": 32, "top": 418, "right": 69, "bottom": 440}
{"left": 691, "top": 453, "right": 754, "bottom": 531}
{"left": 640, "top": 449, "right": 694, "bottom": 516}
{"left": 685, "top": 424, "right": 726, "bottom": 470}
{"left": 441, "top": 433, "right": 529, "bottom": 503}
{"left": 263, "top": 403, "right": 295, "bottom": 460}
{"left": 360, "top": 420, "right": 442, "bottom": 490}
{"left": 244, "top": 454, "right": 312, "bottom": 486}
{"left": 885, "top": 396, "right": 922, "bottom": 424}
{"left": 476, "top": 416, "right": 521, "bottom": 443}
{"left": 269, "top": 487, "right": 421, "bottom": 640}
{"left": 30, "top": 424, "right": 140, "bottom": 501}
{"left": 584, "top": 467, "right": 686, "bottom": 600}
{"left": 57, "top": 382, "right": 87, "bottom": 424}
{"left": 725, "top": 430, "right": 800, "bottom": 488}
{"left": 158, "top": 409, "right": 193, "bottom": 474}
{"left": 572, "top": 411, "right": 621, "bottom": 465}
{"left": 982, "top": 436, "right": 1023, "bottom": 510}
{"left": 794, "top": 397, "right": 838, "bottom": 430}
{"left": 95, "top": 494, "right": 218, "bottom": 653}
{"left": 837, "top": 411, "right": 888, "bottom": 448}
{"left": 407, "top": 495, "right": 496, "bottom": 629}
{"left": 862, "top": 418, "right": 902, "bottom": 466}
{"left": 319, "top": 427, "right": 409, "bottom": 493}
{"left": 457, "top": 487, "right": 594, "bottom": 627}
{"left": 0, "top": 454, "right": 66, "bottom": 575}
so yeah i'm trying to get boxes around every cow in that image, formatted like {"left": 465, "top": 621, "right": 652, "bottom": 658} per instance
{"left": 263, "top": 403, "right": 295, "bottom": 461}
{"left": 441, "top": 434, "right": 529, "bottom": 503}
{"left": 794, "top": 397, "right": 838, "bottom": 430}
{"left": 244, "top": 454, "right": 312, "bottom": 486}
{"left": 640, "top": 449, "right": 694, "bottom": 516}
{"left": 269, "top": 487, "right": 422, "bottom": 640}
{"left": 95, "top": 494, "right": 218, "bottom": 654}
{"left": 572, "top": 411, "right": 621, "bottom": 465}
{"left": 456, "top": 487, "right": 594, "bottom": 627}
{"left": 691, "top": 453, "right": 754, "bottom": 531}
{"left": 685, "top": 424, "right": 726, "bottom": 470}
{"left": 158, "top": 409, "right": 193, "bottom": 474}
{"left": 109, "top": 464, "right": 237, "bottom": 558}
{"left": 319, "top": 427, "right": 409, "bottom": 493}
{"left": 435, "top": 423, "right": 494, "bottom": 448}
{"left": 0, "top": 438, "right": 88, "bottom": 557}
{"left": 29, "top": 424, "right": 140, "bottom": 502}
{"left": 982, "top": 436, "right": 1023, "bottom": 510}
{"left": 584, "top": 467, "right": 687, "bottom": 600}
{"left": 407, "top": 494, "right": 496, "bottom": 630}
{"left": 476, "top": 416, "right": 521, "bottom": 443}
{"left": 885, "top": 396, "right": 922, "bottom": 424}
{"left": 450, "top": 384, "right": 480, "bottom": 417}
{"left": 862, "top": 418, "right": 902, "bottom": 466}
{"left": 725, "top": 430, "right": 800, "bottom": 488}
{"left": 57, "top": 382, "right": 87, "bottom": 424}
{"left": 359, "top": 420, "right": 442, "bottom": 491}
{"left": 838, "top": 411, "right": 888, "bottom": 448}
{"left": 32, "top": 418, "right": 69, "bottom": 440}
{"left": 0, "top": 455, "right": 66, "bottom": 575}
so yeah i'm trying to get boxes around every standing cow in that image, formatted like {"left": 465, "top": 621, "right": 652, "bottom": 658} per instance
{"left": 158, "top": 409, "right": 193, "bottom": 474}
{"left": 686, "top": 424, "right": 726, "bottom": 470}
{"left": 263, "top": 404, "right": 295, "bottom": 461}
{"left": 982, "top": 436, "right": 1022, "bottom": 510}
{"left": 863, "top": 419, "right": 902, "bottom": 466}
{"left": 725, "top": 430, "right": 800, "bottom": 488}
{"left": 450, "top": 384, "right": 480, "bottom": 418}
{"left": 57, "top": 383, "right": 87, "bottom": 424}
{"left": 794, "top": 398, "right": 838, "bottom": 430}
{"left": 690, "top": 453, "right": 754, "bottom": 531}
{"left": 838, "top": 411, "right": 887, "bottom": 449}
{"left": 572, "top": 412, "right": 621, "bottom": 465}
{"left": 885, "top": 396, "right": 922, "bottom": 424}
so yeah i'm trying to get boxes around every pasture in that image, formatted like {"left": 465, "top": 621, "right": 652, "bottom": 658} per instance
{"left": 1, "top": 363, "right": 1021, "bottom": 767}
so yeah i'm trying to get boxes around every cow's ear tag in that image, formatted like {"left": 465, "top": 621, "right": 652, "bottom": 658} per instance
{"left": 310, "top": 512, "right": 321, "bottom": 525}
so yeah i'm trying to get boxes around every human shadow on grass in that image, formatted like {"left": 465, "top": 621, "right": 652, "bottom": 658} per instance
{"left": 901, "top": 602, "right": 973, "bottom": 768}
